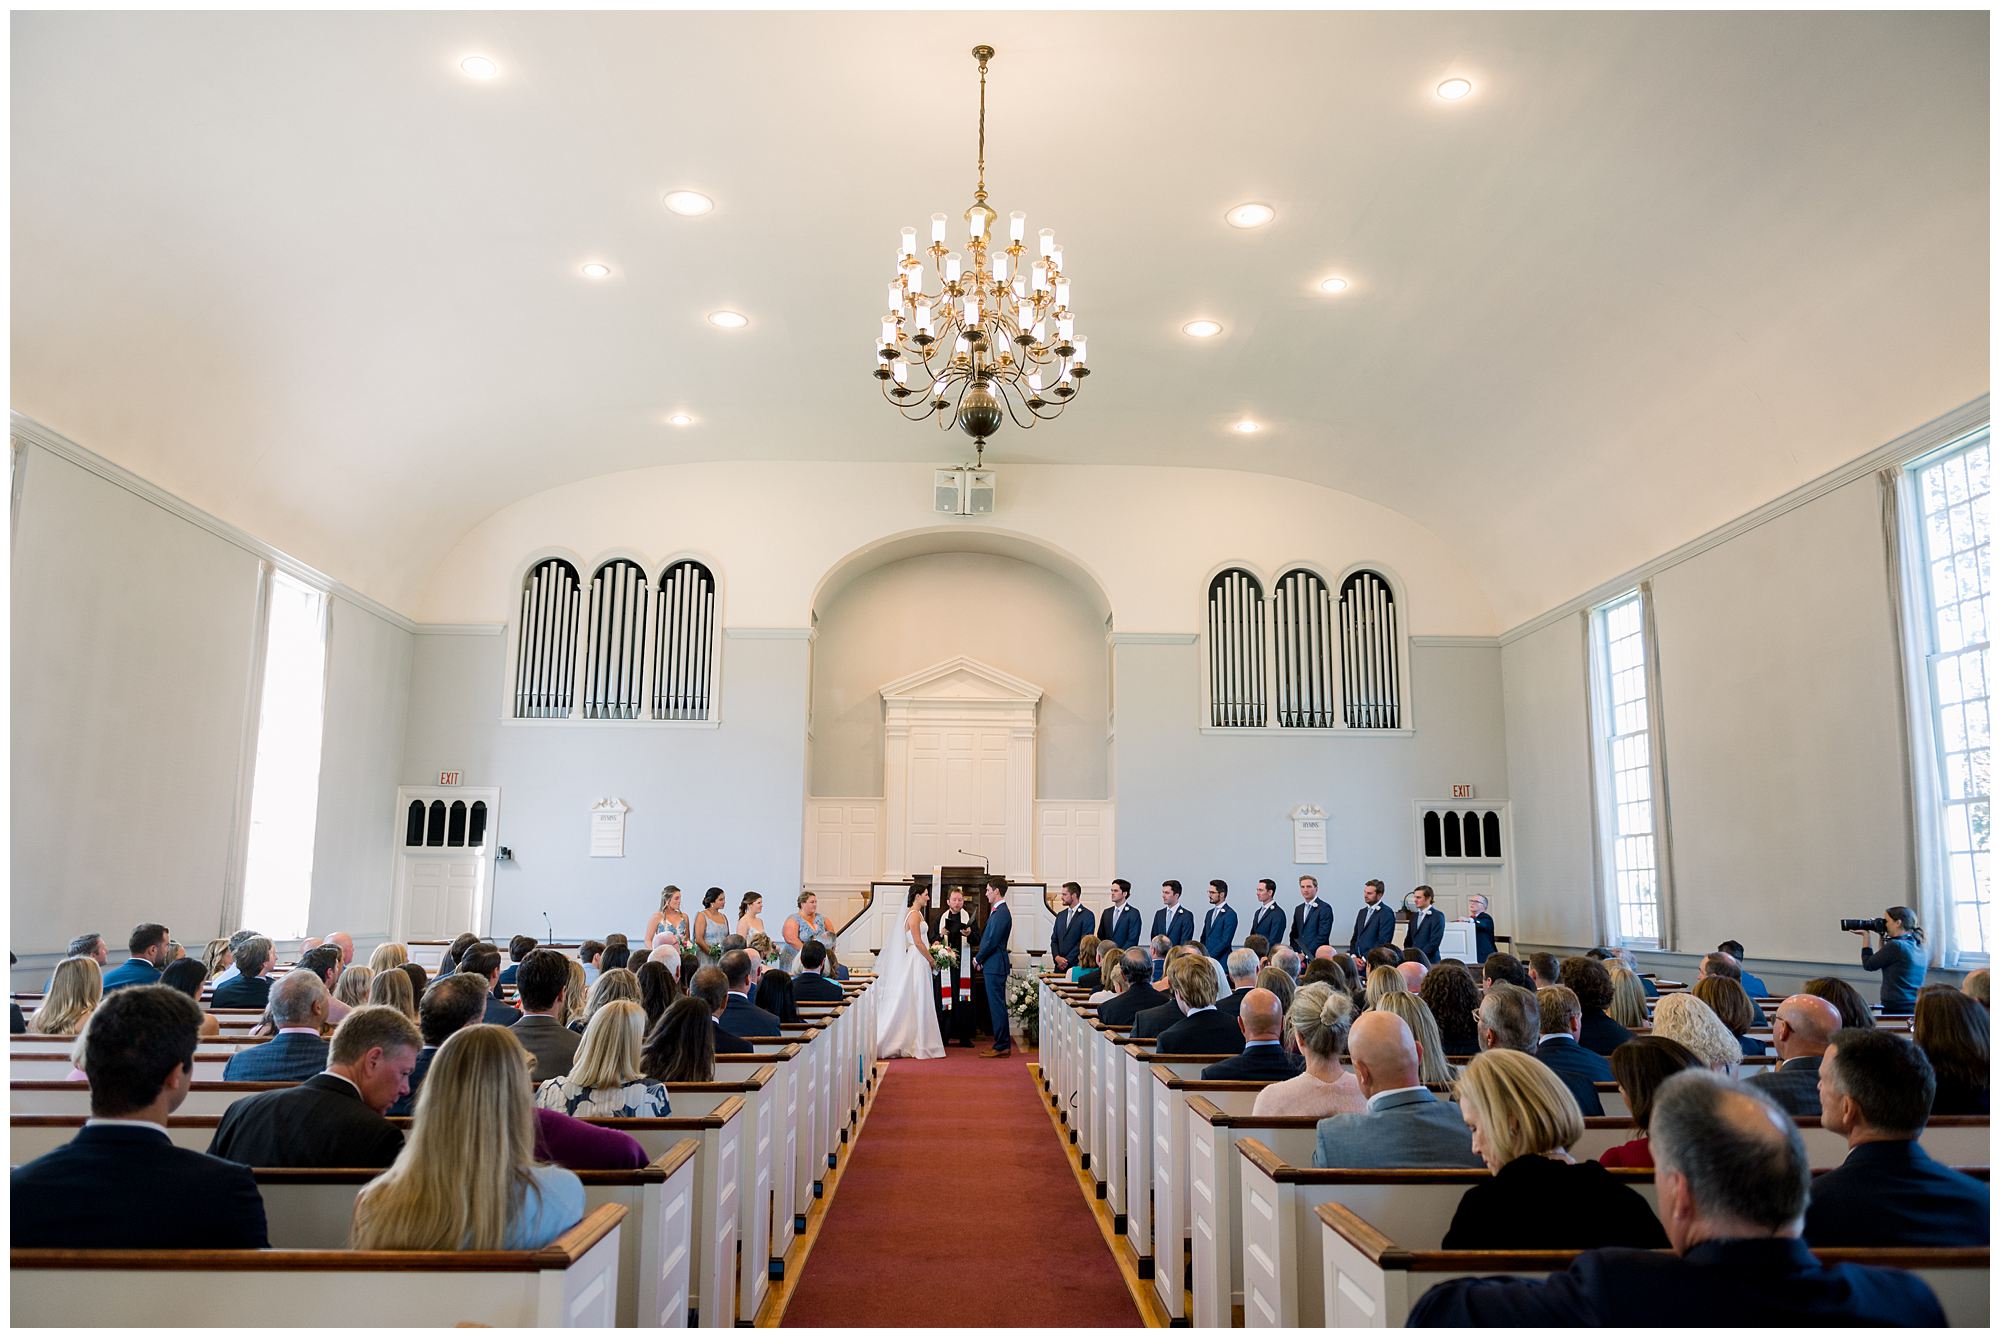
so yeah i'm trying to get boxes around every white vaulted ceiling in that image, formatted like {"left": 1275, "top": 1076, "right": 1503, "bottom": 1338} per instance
{"left": 11, "top": 9, "right": 1988, "bottom": 627}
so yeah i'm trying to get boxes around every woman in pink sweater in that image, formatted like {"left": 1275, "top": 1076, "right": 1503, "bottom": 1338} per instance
{"left": 1252, "top": 983, "right": 1367, "bottom": 1117}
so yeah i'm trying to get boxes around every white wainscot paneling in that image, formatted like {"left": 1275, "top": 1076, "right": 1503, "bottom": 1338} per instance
{"left": 1036, "top": 802, "right": 1116, "bottom": 893}
{"left": 804, "top": 798, "right": 883, "bottom": 891}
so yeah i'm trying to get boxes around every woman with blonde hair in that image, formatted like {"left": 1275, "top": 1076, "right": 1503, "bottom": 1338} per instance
{"left": 1364, "top": 963, "right": 1411, "bottom": 1011}
{"left": 351, "top": 1025, "right": 584, "bottom": 1251}
{"left": 368, "top": 942, "right": 409, "bottom": 974}
{"left": 1606, "top": 965, "right": 1650, "bottom": 1030}
{"left": 644, "top": 886, "right": 690, "bottom": 948}
{"left": 1375, "top": 992, "right": 1458, "bottom": 1085}
{"left": 570, "top": 966, "right": 640, "bottom": 1035}
{"left": 333, "top": 965, "right": 375, "bottom": 1010}
{"left": 1649, "top": 991, "right": 1742, "bottom": 1075}
{"left": 367, "top": 968, "right": 418, "bottom": 1023}
{"left": 1440, "top": 1048, "right": 1666, "bottom": 1249}
{"left": 535, "top": 1000, "right": 669, "bottom": 1118}
{"left": 1254, "top": 983, "right": 1365, "bottom": 1117}
{"left": 201, "top": 937, "right": 233, "bottom": 981}
{"left": 1087, "top": 943, "right": 1124, "bottom": 1006}
{"left": 562, "top": 957, "right": 589, "bottom": 1028}
{"left": 1691, "top": 975, "right": 1767, "bottom": 1057}
{"left": 30, "top": 957, "right": 101, "bottom": 1035}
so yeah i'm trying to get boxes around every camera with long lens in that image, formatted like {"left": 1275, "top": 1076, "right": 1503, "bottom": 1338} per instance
{"left": 1839, "top": 917, "right": 1888, "bottom": 934}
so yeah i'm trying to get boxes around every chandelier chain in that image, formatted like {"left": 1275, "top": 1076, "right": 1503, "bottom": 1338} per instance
{"left": 975, "top": 48, "right": 988, "bottom": 205}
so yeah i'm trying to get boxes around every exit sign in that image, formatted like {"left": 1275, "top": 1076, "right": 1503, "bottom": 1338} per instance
{"left": 438, "top": 770, "right": 463, "bottom": 787}
{"left": 1450, "top": 783, "right": 1475, "bottom": 799}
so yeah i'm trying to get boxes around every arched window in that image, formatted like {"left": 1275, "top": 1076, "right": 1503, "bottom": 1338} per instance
{"left": 1273, "top": 567, "right": 1336, "bottom": 728}
{"left": 468, "top": 801, "right": 488, "bottom": 848}
{"left": 1482, "top": 810, "right": 1503, "bottom": 857}
{"left": 514, "top": 558, "right": 582, "bottom": 719}
{"left": 1339, "top": 569, "right": 1402, "bottom": 728}
{"left": 425, "top": 800, "right": 447, "bottom": 847}
{"left": 1461, "top": 811, "right": 1483, "bottom": 858}
{"left": 652, "top": 559, "right": 718, "bottom": 721}
{"left": 1423, "top": 810, "right": 1443, "bottom": 858}
{"left": 447, "top": 800, "right": 468, "bottom": 847}
{"left": 404, "top": 800, "right": 425, "bottom": 847}
{"left": 1207, "top": 568, "right": 1268, "bottom": 727}
{"left": 581, "top": 559, "right": 651, "bottom": 720}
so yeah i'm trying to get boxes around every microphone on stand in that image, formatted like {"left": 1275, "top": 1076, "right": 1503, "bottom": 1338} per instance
{"left": 543, "top": 910, "right": 554, "bottom": 945}
{"left": 956, "top": 849, "right": 989, "bottom": 874}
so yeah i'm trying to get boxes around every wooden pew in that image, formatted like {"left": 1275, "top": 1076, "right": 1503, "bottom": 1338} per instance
{"left": 1315, "top": 1202, "right": 1991, "bottom": 1327}
{"left": 250, "top": 1143, "right": 698, "bottom": 1326}
{"left": 11, "top": 1203, "right": 628, "bottom": 1327}
{"left": 1185, "top": 1098, "right": 1322, "bottom": 1328}
{"left": 659, "top": 1071, "right": 775, "bottom": 1322}
{"left": 10, "top": 1080, "right": 287, "bottom": 1117}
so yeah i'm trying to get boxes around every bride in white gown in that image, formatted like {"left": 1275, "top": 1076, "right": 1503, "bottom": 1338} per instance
{"left": 875, "top": 887, "right": 946, "bottom": 1060}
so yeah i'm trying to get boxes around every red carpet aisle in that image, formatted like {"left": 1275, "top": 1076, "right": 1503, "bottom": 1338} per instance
{"left": 780, "top": 1049, "right": 1142, "bottom": 1327}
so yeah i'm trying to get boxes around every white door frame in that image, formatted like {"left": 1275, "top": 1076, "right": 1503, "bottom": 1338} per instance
{"left": 1409, "top": 799, "right": 1515, "bottom": 927}
{"left": 879, "top": 656, "right": 1041, "bottom": 879}
{"left": 390, "top": 786, "right": 502, "bottom": 941}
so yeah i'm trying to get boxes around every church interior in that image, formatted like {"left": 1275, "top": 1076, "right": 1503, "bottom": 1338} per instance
{"left": 7, "top": 7, "right": 1992, "bottom": 1329}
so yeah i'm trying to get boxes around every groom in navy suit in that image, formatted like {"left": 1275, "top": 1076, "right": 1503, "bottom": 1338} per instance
{"left": 976, "top": 880, "right": 1014, "bottom": 1057}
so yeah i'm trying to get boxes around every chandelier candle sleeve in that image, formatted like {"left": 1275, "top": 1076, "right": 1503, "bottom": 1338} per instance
{"left": 873, "top": 43, "right": 1088, "bottom": 455}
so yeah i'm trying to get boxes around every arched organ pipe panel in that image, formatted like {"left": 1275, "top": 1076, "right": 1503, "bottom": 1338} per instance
{"left": 514, "top": 559, "right": 582, "bottom": 719}
{"left": 653, "top": 560, "right": 717, "bottom": 722}
{"left": 1207, "top": 568, "right": 1267, "bottom": 727}
{"left": 1274, "top": 568, "right": 1336, "bottom": 728}
{"left": 582, "top": 560, "right": 650, "bottom": 720}
{"left": 1339, "top": 569, "right": 1402, "bottom": 729}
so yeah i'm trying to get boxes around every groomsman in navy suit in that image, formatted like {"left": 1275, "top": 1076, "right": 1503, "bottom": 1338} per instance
{"left": 1200, "top": 880, "right": 1238, "bottom": 960}
{"left": 1291, "top": 875, "right": 1335, "bottom": 956}
{"left": 1349, "top": 878, "right": 1396, "bottom": 956}
{"left": 976, "top": 880, "right": 1015, "bottom": 1057}
{"left": 1049, "top": 882, "right": 1093, "bottom": 971}
{"left": 1097, "top": 879, "right": 1141, "bottom": 951}
{"left": 1249, "top": 878, "right": 1286, "bottom": 950}
{"left": 1405, "top": 884, "right": 1446, "bottom": 962}
{"left": 1152, "top": 881, "right": 1194, "bottom": 947}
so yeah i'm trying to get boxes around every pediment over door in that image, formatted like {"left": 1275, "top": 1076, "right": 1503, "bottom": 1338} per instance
{"left": 878, "top": 656, "right": 1045, "bottom": 706}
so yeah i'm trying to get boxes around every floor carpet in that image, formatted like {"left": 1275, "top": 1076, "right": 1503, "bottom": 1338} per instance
{"left": 780, "top": 1047, "right": 1142, "bottom": 1328}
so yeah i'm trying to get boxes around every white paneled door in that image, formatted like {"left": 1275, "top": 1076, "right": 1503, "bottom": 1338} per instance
{"left": 880, "top": 658, "right": 1041, "bottom": 879}
{"left": 392, "top": 787, "right": 498, "bottom": 940}
{"left": 906, "top": 727, "right": 1014, "bottom": 874}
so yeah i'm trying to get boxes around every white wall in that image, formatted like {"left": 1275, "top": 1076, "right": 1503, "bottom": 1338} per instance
{"left": 1500, "top": 615, "right": 1597, "bottom": 948}
{"left": 307, "top": 598, "right": 414, "bottom": 941}
{"left": 809, "top": 551, "right": 1110, "bottom": 801}
{"left": 399, "top": 630, "right": 811, "bottom": 943}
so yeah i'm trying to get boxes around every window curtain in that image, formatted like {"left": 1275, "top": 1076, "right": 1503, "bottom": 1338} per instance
{"left": 1880, "top": 466, "right": 1955, "bottom": 967}
{"left": 1637, "top": 580, "right": 1679, "bottom": 952}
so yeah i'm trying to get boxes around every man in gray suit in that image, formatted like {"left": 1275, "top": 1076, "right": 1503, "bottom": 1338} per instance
{"left": 509, "top": 948, "right": 580, "bottom": 1082}
{"left": 1747, "top": 993, "right": 1839, "bottom": 1116}
{"left": 1312, "top": 1011, "right": 1482, "bottom": 1169}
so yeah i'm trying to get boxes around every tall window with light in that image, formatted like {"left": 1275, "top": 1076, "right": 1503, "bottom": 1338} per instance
{"left": 1590, "top": 591, "right": 1663, "bottom": 947}
{"left": 240, "top": 571, "right": 330, "bottom": 940}
{"left": 1908, "top": 432, "right": 1990, "bottom": 959}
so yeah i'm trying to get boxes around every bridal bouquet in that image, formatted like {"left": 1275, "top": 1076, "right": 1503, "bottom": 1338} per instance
{"left": 928, "top": 941, "right": 958, "bottom": 971}
{"left": 1005, "top": 970, "right": 1040, "bottom": 1046}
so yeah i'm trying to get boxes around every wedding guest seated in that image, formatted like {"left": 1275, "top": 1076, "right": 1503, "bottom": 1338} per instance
{"left": 1747, "top": 994, "right": 1841, "bottom": 1116}
{"left": 1269, "top": 946, "right": 1303, "bottom": 982}
{"left": 1807, "top": 1028, "right": 1990, "bottom": 1247}
{"left": 1699, "top": 951, "right": 1767, "bottom": 1026}
{"left": 1253, "top": 983, "right": 1364, "bottom": 1117}
{"left": 1216, "top": 948, "right": 1259, "bottom": 1016}
{"left": 1068, "top": 933, "right": 1101, "bottom": 986}
{"left": 510, "top": 948, "right": 580, "bottom": 1081}
{"left": 1254, "top": 963, "right": 1297, "bottom": 1014}
{"left": 642, "top": 995, "right": 719, "bottom": 1083}
{"left": 209, "top": 1006, "right": 420, "bottom": 1168}
{"left": 1962, "top": 967, "right": 1990, "bottom": 1007}
{"left": 578, "top": 938, "right": 606, "bottom": 984}
{"left": 294, "top": 944, "right": 355, "bottom": 1024}
{"left": 1716, "top": 940, "right": 1771, "bottom": 999}
{"left": 1481, "top": 951, "right": 1533, "bottom": 992}
{"left": 792, "top": 941, "right": 846, "bottom": 1002}
{"left": 1650, "top": 991, "right": 1743, "bottom": 1076}
{"left": 628, "top": 947, "right": 653, "bottom": 972}
{"left": 1397, "top": 959, "right": 1428, "bottom": 992}
{"left": 536, "top": 1000, "right": 669, "bottom": 1117}
{"left": 367, "top": 965, "right": 418, "bottom": 1023}
{"left": 351, "top": 1025, "right": 585, "bottom": 1251}
{"left": 1311, "top": 1011, "right": 1481, "bottom": 1169}
{"left": 1561, "top": 955, "right": 1634, "bottom": 1056}
{"left": 719, "top": 949, "right": 781, "bottom": 1037}
{"left": 1418, "top": 961, "right": 1483, "bottom": 1056}
{"left": 1913, "top": 987, "right": 1989, "bottom": 1115}
{"left": 692, "top": 965, "right": 753, "bottom": 1053}
{"left": 756, "top": 968, "right": 801, "bottom": 1024}
{"left": 1803, "top": 975, "right": 1875, "bottom": 1031}
{"left": 1156, "top": 952, "right": 1246, "bottom": 1055}
{"left": 400, "top": 960, "right": 428, "bottom": 999}
{"left": 498, "top": 934, "right": 537, "bottom": 986}
{"left": 29, "top": 955, "right": 101, "bottom": 1035}
{"left": 222, "top": 970, "right": 332, "bottom": 1081}
{"left": 1442, "top": 1048, "right": 1667, "bottom": 1249}
{"left": 600, "top": 938, "right": 631, "bottom": 972}
{"left": 159, "top": 957, "right": 221, "bottom": 1037}
{"left": 1086, "top": 943, "right": 1124, "bottom": 1005}
{"left": 438, "top": 931, "right": 480, "bottom": 976}
{"left": 1097, "top": 947, "right": 1166, "bottom": 1026}
{"left": 325, "top": 932, "right": 356, "bottom": 968}
{"left": 572, "top": 966, "right": 640, "bottom": 1034}
{"left": 1148, "top": 934, "right": 1171, "bottom": 983}
{"left": 1536, "top": 985, "right": 1611, "bottom": 1116}
{"left": 1364, "top": 963, "right": 1409, "bottom": 1010}
{"left": 391, "top": 973, "right": 489, "bottom": 1116}
{"left": 460, "top": 945, "right": 521, "bottom": 1026}
{"left": 1131, "top": 946, "right": 1204, "bottom": 1042}
{"left": 635, "top": 958, "right": 681, "bottom": 1034}
{"left": 209, "top": 935, "right": 275, "bottom": 1010}
{"left": 368, "top": 942, "right": 409, "bottom": 974}
{"left": 1407, "top": 1072, "right": 1945, "bottom": 1326}
{"left": 1202, "top": 988, "right": 1302, "bottom": 1079}
{"left": 1605, "top": 964, "right": 1651, "bottom": 1031}
{"left": 1598, "top": 1036, "right": 1701, "bottom": 1167}
{"left": 1527, "top": 951, "right": 1562, "bottom": 993}
{"left": 1243, "top": 932, "right": 1271, "bottom": 964}
{"left": 1693, "top": 975, "right": 1768, "bottom": 1057}
{"left": 1364, "top": 945, "right": 1402, "bottom": 974}
{"left": 334, "top": 964, "right": 376, "bottom": 1012}
{"left": 100, "top": 923, "right": 172, "bottom": 992}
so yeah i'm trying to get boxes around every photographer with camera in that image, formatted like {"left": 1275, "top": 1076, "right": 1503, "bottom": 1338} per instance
{"left": 1846, "top": 906, "right": 1926, "bottom": 1013}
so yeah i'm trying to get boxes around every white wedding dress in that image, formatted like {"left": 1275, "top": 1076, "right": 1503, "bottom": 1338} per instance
{"left": 875, "top": 906, "right": 946, "bottom": 1060}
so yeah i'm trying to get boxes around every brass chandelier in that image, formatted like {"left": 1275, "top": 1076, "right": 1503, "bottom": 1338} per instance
{"left": 875, "top": 45, "right": 1087, "bottom": 461}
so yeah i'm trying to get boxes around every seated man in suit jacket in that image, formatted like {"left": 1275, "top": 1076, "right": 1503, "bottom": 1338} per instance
{"left": 717, "top": 950, "right": 781, "bottom": 1038}
{"left": 1201, "top": 989, "right": 1303, "bottom": 1080}
{"left": 11, "top": 985, "right": 268, "bottom": 1248}
{"left": 1746, "top": 994, "right": 1839, "bottom": 1117}
{"left": 1130, "top": 947, "right": 1205, "bottom": 1042}
{"left": 1096, "top": 948, "right": 1168, "bottom": 1027}
{"left": 210, "top": 1005, "right": 419, "bottom": 1168}
{"left": 497, "top": 934, "right": 538, "bottom": 987}
{"left": 1097, "top": 880, "right": 1142, "bottom": 951}
{"left": 1313, "top": 1011, "right": 1483, "bottom": 1169}
{"left": 100, "top": 922, "right": 173, "bottom": 993}
{"left": 457, "top": 946, "right": 523, "bottom": 1026}
{"left": 689, "top": 965, "right": 755, "bottom": 1054}
{"left": 222, "top": 969, "right": 332, "bottom": 1083}
{"left": 510, "top": 948, "right": 581, "bottom": 1082}
{"left": 1403, "top": 886, "right": 1445, "bottom": 962}
{"left": 1804, "top": 1029, "right": 1990, "bottom": 1248}
{"left": 1406, "top": 1073, "right": 1945, "bottom": 1326}
{"left": 390, "top": 972, "right": 490, "bottom": 1117}
{"left": 1533, "top": 985, "right": 1610, "bottom": 1116}
{"left": 208, "top": 934, "right": 276, "bottom": 1010}
{"left": 791, "top": 941, "right": 847, "bottom": 1002}
{"left": 1214, "top": 948, "right": 1259, "bottom": 1018}
{"left": 1155, "top": 954, "right": 1248, "bottom": 1056}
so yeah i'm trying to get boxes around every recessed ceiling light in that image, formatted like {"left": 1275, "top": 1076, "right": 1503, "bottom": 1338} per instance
{"left": 1232, "top": 419, "right": 1263, "bottom": 435}
{"left": 1436, "top": 78, "right": 1473, "bottom": 101}
{"left": 666, "top": 413, "right": 694, "bottom": 427}
{"left": 707, "top": 310, "right": 749, "bottom": 329}
{"left": 663, "top": 190, "right": 714, "bottom": 217}
{"left": 1225, "top": 202, "right": 1276, "bottom": 229}
{"left": 1182, "top": 319, "right": 1223, "bottom": 339}
{"left": 579, "top": 263, "right": 611, "bottom": 279}
{"left": 1319, "top": 276, "right": 1349, "bottom": 294}
{"left": 459, "top": 55, "right": 498, "bottom": 80}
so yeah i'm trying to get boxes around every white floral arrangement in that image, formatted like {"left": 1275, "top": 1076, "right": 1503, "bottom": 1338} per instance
{"left": 1005, "top": 970, "right": 1040, "bottom": 1045}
